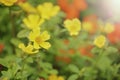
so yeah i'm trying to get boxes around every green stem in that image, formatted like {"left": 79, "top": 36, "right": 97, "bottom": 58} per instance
{"left": 94, "top": 48, "right": 104, "bottom": 67}
{"left": 9, "top": 8, "right": 16, "bottom": 37}
{"left": 20, "top": 54, "right": 29, "bottom": 79}
{"left": 9, "top": 7, "right": 16, "bottom": 54}
{"left": 36, "top": 56, "right": 41, "bottom": 72}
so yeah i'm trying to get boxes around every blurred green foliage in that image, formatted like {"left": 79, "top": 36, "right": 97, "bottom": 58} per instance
{"left": 0, "top": 0, "right": 120, "bottom": 80}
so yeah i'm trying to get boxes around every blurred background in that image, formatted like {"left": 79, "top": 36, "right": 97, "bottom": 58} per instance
{"left": 0, "top": 0, "right": 120, "bottom": 80}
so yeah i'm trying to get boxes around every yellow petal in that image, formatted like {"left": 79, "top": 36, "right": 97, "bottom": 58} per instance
{"left": 37, "top": 2, "right": 59, "bottom": 20}
{"left": 18, "top": 43, "right": 26, "bottom": 52}
{"left": 70, "top": 32, "right": 79, "bottom": 36}
{"left": 58, "top": 76, "right": 65, "bottom": 80}
{"left": 2, "top": 77, "right": 8, "bottom": 80}
{"left": 82, "top": 22, "right": 93, "bottom": 31}
{"left": 29, "top": 30, "right": 40, "bottom": 41}
{"left": 18, "top": 43, "right": 38, "bottom": 54}
{"left": 44, "top": 2, "right": 53, "bottom": 6}
{"left": 64, "top": 18, "right": 81, "bottom": 36}
{"left": 18, "top": 2, "right": 37, "bottom": 13}
{"left": 64, "top": 19, "right": 72, "bottom": 27}
{"left": 94, "top": 35, "right": 106, "bottom": 48}
{"left": 33, "top": 42, "right": 40, "bottom": 49}
{"left": 104, "top": 23, "right": 114, "bottom": 33}
{"left": 51, "top": 6, "right": 60, "bottom": 16}
{"left": 29, "top": 32, "right": 37, "bottom": 41}
{"left": 40, "top": 31, "right": 50, "bottom": 41}
{"left": 23, "top": 18, "right": 32, "bottom": 29}
{"left": 23, "top": 14, "right": 43, "bottom": 30}
{"left": 0, "top": 0, "right": 17, "bottom": 6}
{"left": 40, "top": 42, "right": 51, "bottom": 49}
{"left": 48, "top": 74, "right": 58, "bottom": 80}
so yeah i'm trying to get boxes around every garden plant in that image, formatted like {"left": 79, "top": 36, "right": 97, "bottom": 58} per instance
{"left": 0, "top": 0, "right": 120, "bottom": 80}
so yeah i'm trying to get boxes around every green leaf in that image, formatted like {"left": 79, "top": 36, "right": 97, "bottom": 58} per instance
{"left": 42, "top": 62, "right": 52, "bottom": 69}
{"left": 26, "top": 57, "right": 33, "bottom": 63}
{"left": 83, "top": 67, "right": 97, "bottom": 80}
{"left": 11, "top": 63, "right": 21, "bottom": 76}
{"left": 1, "top": 70, "right": 13, "bottom": 78}
{"left": 0, "top": 59, "right": 8, "bottom": 67}
{"left": 91, "top": 47, "right": 101, "bottom": 54}
{"left": 68, "top": 74, "right": 79, "bottom": 80}
{"left": 10, "top": 38, "right": 21, "bottom": 47}
{"left": 106, "top": 46, "right": 118, "bottom": 53}
{"left": 68, "top": 64, "right": 79, "bottom": 73}
{"left": 48, "top": 69, "right": 58, "bottom": 74}
{"left": 17, "top": 29, "right": 30, "bottom": 38}
{"left": 97, "top": 57, "right": 111, "bottom": 70}
{"left": 39, "top": 71, "right": 48, "bottom": 79}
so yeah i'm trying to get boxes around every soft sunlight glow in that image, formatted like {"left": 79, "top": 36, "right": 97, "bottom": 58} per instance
{"left": 101, "top": 0, "right": 120, "bottom": 22}
{"left": 108, "top": 0, "right": 120, "bottom": 14}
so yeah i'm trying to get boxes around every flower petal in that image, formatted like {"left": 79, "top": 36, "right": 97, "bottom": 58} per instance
{"left": 40, "top": 42, "right": 51, "bottom": 49}
{"left": 33, "top": 42, "right": 40, "bottom": 49}
{"left": 40, "top": 31, "right": 50, "bottom": 41}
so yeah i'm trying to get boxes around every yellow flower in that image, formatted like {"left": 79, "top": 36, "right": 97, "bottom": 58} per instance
{"left": 64, "top": 18, "right": 81, "bottom": 36}
{"left": 37, "top": 2, "right": 60, "bottom": 20}
{"left": 18, "top": 2, "right": 37, "bottom": 13}
{"left": 82, "top": 21, "right": 93, "bottom": 32}
{"left": 104, "top": 23, "right": 114, "bottom": 33}
{"left": 57, "top": 76, "right": 64, "bottom": 80}
{"left": 23, "top": 14, "right": 44, "bottom": 30}
{"left": 94, "top": 35, "right": 106, "bottom": 48}
{"left": 48, "top": 74, "right": 64, "bottom": 80}
{"left": 2, "top": 77, "right": 8, "bottom": 80}
{"left": 99, "top": 22, "right": 114, "bottom": 34}
{"left": 0, "top": 0, "right": 17, "bottom": 6}
{"left": 19, "top": 43, "right": 38, "bottom": 54}
{"left": 28, "top": 29, "right": 51, "bottom": 49}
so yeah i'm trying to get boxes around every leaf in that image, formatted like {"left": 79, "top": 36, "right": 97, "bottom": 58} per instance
{"left": 83, "top": 67, "right": 97, "bottom": 80}
{"left": 1, "top": 70, "right": 13, "bottom": 78}
{"left": 11, "top": 63, "right": 21, "bottom": 76}
{"left": 42, "top": 62, "right": 52, "bottom": 69}
{"left": 97, "top": 57, "right": 111, "bottom": 70}
{"left": 106, "top": 46, "right": 118, "bottom": 53}
{"left": 26, "top": 57, "right": 33, "bottom": 63}
{"left": 68, "top": 64, "right": 79, "bottom": 73}
{"left": 0, "top": 59, "right": 8, "bottom": 67}
{"left": 39, "top": 71, "right": 48, "bottom": 79}
{"left": 91, "top": 47, "right": 101, "bottom": 54}
{"left": 17, "top": 29, "right": 30, "bottom": 38}
{"left": 68, "top": 74, "right": 79, "bottom": 80}
{"left": 48, "top": 69, "right": 58, "bottom": 74}
{"left": 10, "top": 38, "right": 21, "bottom": 47}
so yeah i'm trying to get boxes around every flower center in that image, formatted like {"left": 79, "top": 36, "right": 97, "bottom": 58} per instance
{"left": 35, "top": 37, "right": 42, "bottom": 44}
